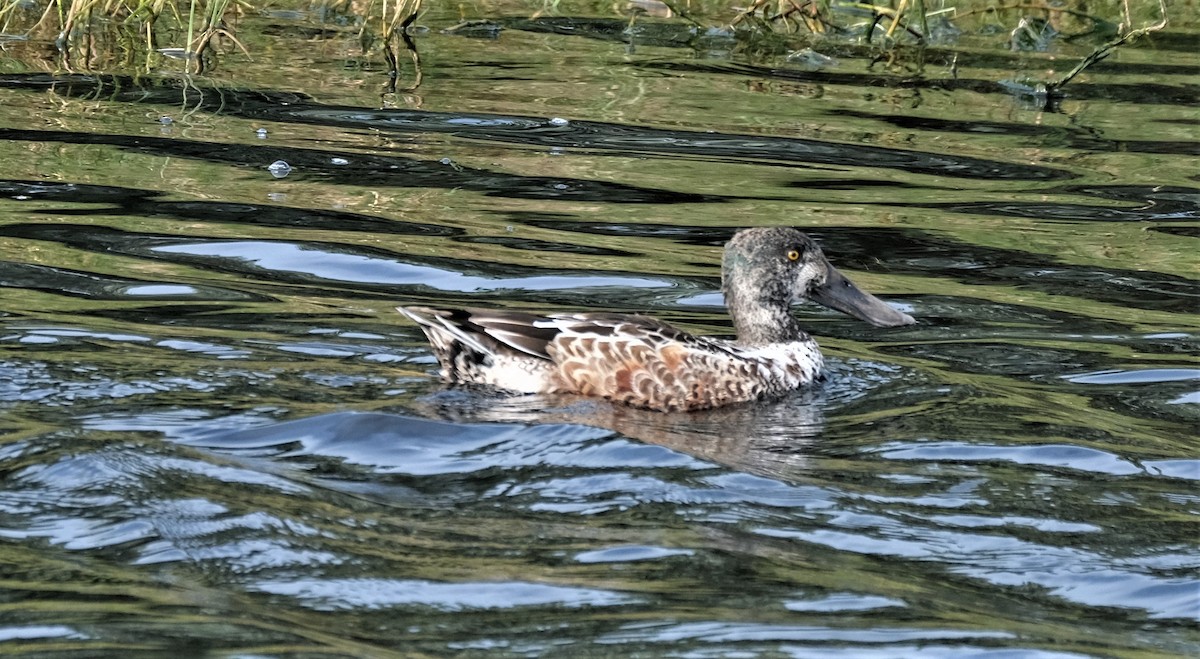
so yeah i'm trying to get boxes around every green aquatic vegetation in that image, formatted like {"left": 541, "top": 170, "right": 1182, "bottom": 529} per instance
{"left": 0, "top": 0, "right": 242, "bottom": 69}
{"left": 0, "top": 0, "right": 423, "bottom": 72}
{"left": 0, "top": 0, "right": 1187, "bottom": 74}
{"left": 674, "top": 0, "right": 1172, "bottom": 103}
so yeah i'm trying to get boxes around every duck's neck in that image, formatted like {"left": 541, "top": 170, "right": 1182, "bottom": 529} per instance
{"left": 726, "top": 289, "right": 805, "bottom": 346}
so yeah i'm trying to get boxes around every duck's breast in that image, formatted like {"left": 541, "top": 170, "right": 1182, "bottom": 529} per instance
{"left": 741, "top": 341, "right": 824, "bottom": 392}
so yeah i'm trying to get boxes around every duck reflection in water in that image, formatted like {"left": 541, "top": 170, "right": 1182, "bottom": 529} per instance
{"left": 409, "top": 387, "right": 827, "bottom": 480}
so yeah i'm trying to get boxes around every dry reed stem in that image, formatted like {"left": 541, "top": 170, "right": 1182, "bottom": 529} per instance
{"left": 884, "top": 0, "right": 908, "bottom": 37}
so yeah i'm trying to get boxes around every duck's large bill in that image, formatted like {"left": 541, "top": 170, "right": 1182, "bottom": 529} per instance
{"left": 809, "top": 265, "right": 916, "bottom": 327}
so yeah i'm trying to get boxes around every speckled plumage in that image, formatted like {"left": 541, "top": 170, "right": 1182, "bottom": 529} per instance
{"left": 399, "top": 227, "right": 914, "bottom": 412}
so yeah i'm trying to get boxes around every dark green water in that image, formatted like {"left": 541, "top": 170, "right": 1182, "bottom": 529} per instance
{"left": 0, "top": 7, "right": 1197, "bottom": 658}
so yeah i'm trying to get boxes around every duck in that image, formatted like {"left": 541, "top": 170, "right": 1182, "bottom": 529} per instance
{"left": 398, "top": 227, "right": 915, "bottom": 412}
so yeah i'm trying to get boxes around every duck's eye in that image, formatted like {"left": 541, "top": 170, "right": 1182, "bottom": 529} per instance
{"left": 786, "top": 249, "right": 801, "bottom": 261}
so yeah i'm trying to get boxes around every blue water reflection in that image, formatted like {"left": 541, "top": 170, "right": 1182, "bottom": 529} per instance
{"left": 154, "top": 241, "right": 668, "bottom": 291}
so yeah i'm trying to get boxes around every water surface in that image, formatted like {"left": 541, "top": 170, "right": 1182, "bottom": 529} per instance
{"left": 0, "top": 8, "right": 1197, "bottom": 658}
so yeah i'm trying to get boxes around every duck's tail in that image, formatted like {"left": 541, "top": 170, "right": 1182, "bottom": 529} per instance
{"left": 397, "top": 306, "right": 555, "bottom": 392}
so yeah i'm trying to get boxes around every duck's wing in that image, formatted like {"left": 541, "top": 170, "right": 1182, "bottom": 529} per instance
{"left": 544, "top": 312, "right": 738, "bottom": 354}
{"left": 398, "top": 306, "right": 561, "bottom": 361}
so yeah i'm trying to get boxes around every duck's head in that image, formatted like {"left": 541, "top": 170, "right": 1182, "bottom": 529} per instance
{"left": 722, "top": 227, "right": 915, "bottom": 345}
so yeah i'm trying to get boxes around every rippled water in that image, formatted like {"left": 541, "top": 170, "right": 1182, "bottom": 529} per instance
{"left": 1, "top": 7, "right": 1198, "bottom": 657}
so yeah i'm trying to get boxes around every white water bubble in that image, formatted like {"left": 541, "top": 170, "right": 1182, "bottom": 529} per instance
{"left": 268, "top": 160, "right": 292, "bottom": 178}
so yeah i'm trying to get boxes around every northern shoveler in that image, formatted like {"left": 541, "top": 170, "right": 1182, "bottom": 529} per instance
{"left": 398, "top": 227, "right": 915, "bottom": 412}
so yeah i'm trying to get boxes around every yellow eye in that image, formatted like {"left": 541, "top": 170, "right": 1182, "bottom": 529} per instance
{"left": 786, "top": 249, "right": 801, "bottom": 261}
